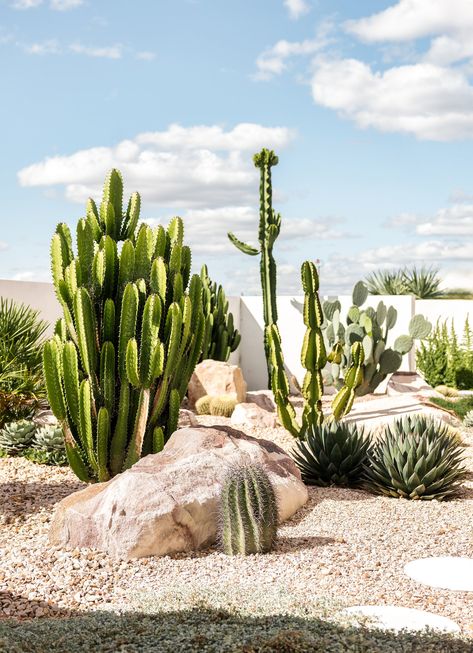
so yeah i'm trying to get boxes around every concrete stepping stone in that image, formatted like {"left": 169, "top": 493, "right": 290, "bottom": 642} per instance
{"left": 343, "top": 605, "right": 460, "bottom": 633}
{"left": 404, "top": 557, "right": 473, "bottom": 591}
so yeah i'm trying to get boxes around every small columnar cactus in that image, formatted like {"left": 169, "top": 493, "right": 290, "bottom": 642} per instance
{"left": 209, "top": 396, "right": 237, "bottom": 417}
{"left": 200, "top": 265, "right": 241, "bottom": 362}
{"left": 219, "top": 464, "right": 278, "bottom": 555}
{"left": 322, "top": 281, "right": 432, "bottom": 396}
{"left": 0, "top": 420, "right": 36, "bottom": 454}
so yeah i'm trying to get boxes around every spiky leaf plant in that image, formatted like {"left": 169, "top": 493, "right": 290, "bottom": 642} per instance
{"left": 365, "top": 414, "right": 467, "bottom": 500}
{"left": 463, "top": 410, "right": 473, "bottom": 428}
{"left": 43, "top": 169, "right": 205, "bottom": 482}
{"left": 200, "top": 265, "right": 241, "bottom": 362}
{"left": 292, "top": 421, "right": 370, "bottom": 487}
{"left": 32, "top": 425, "right": 67, "bottom": 466}
{"left": 209, "top": 395, "right": 237, "bottom": 417}
{"left": 219, "top": 463, "right": 278, "bottom": 555}
{"left": 0, "top": 420, "right": 36, "bottom": 454}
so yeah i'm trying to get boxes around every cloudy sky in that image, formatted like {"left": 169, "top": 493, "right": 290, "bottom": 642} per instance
{"left": 1, "top": 0, "right": 473, "bottom": 294}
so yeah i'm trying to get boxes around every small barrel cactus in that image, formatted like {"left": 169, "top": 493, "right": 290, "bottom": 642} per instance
{"left": 219, "top": 463, "right": 278, "bottom": 555}
{"left": 195, "top": 395, "right": 212, "bottom": 415}
{"left": 209, "top": 396, "right": 237, "bottom": 417}
{"left": 0, "top": 420, "right": 36, "bottom": 454}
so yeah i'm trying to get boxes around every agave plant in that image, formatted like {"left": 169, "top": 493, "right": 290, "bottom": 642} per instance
{"left": 0, "top": 420, "right": 36, "bottom": 455}
{"left": 365, "top": 266, "right": 443, "bottom": 299}
{"left": 365, "top": 269, "right": 406, "bottom": 296}
{"left": 291, "top": 421, "right": 371, "bottom": 487}
{"left": 31, "top": 425, "right": 67, "bottom": 466}
{"left": 365, "top": 414, "right": 466, "bottom": 500}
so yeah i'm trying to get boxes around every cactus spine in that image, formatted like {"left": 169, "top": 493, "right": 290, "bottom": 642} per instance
{"left": 43, "top": 170, "right": 205, "bottom": 482}
{"left": 219, "top": 464, "right": 278, "bottom": 555}
{"left": 209, "top": 395, "right": 237, "bottom": 417}
{"left": 268, "top": 262, "right": 364, "bottom": 438}
{"left": 228, "top": 149, "right": 280, "bottom": 387}
{"left": 200, "top": 265, "right": 241, "bottom": 362}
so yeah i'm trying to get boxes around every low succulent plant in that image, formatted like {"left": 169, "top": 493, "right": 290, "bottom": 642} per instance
{"left": 209, "top": 396, "right": 237, "bottom": 417}
{"left": 219, "top": 463, "right": 278, "bottom": 555}
{"left": 364, "top": 414, "right": 466, "bottom": 500}
{"left": 195, "top": 395, "right": 211, "bottom": 415}
{"left": 32, "top": 425, "right": 68, "bottom": 466}
{"left": 0, "top": 420, "right": 36, "bottom": 454}
{"left": 292, "top": 421, "right": 370, "bottom": 487}
{"left": 463, "top": 410, "right": 473, "bottom": 428}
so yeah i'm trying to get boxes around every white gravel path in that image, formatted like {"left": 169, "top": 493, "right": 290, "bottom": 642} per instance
{"left": 0, "top": 417, "right": 472, "bottom": 638}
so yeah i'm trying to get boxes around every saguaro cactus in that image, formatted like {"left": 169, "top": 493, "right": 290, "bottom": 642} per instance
{"left": 267, "top": 261, "right": 364, "bottom": 438}
{"left": 43, "top": 170, "right": 205, "bottom": 482}
{"left": 228, "top": 149, "right": 280, "bottom": 387}
{"left": 219, "top": 463, "right": 278, "bottom": 555}
{"left": 200, "top": 264, "right": 241, "bottom": 362}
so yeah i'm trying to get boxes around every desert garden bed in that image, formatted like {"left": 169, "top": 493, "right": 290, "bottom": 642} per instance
{"left": 1, "top": 413, "right": 472, "bottom": 652}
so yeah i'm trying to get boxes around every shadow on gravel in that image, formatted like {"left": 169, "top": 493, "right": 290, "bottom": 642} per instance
{"left": 0, "top": 479, "right": 83, "bottom": 517}
{"left": 274, "top": 535, "right": 337, "bottom": 553}
{"left": 0, "top": 605, "right": 471, "bottom": 653}
{"left": 0, "top": 592, "right": 72, "bottom": 620}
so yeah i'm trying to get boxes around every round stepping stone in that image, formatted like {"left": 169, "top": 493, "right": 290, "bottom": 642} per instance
{"left": 343, "top": 605, "right": 460, "bottom": 633}
{"left": 404, "top": 557, "right": 473, "bottom": 591}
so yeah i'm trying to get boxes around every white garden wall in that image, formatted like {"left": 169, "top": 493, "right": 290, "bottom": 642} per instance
{"left": 1, "top": 279, "right": 472, "bottom": 391}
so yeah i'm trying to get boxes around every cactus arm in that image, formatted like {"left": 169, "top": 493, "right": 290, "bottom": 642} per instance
{"left": 78, "top": 379, "right": 98, "bottom": 473}
{"left": 227, "top": 232, "right": 259, "bottom": 256}
{"left": 73, "top": 288, "right": 98, "bottom": 378}
{"left": 118, "top": 282, "right": 139, "bottom": 378}
{"left": 122, "top": 192, "right": 140, "bottom": 241}
{"left": 63, "top": 423, "right": 91, "bottom": 482}
{"left": 43, "top": 340, "right": 67, "bottom": 421}
{"left": 109, "top": 382, "right": 130, "bottom": 475}
{"left": 96, "top": 407, "right": 111, "bottom": 482}
{"left": 123, "top": 387, "right": 150, "bottom": 469}
{"left": 100, "top": 341, "right": 116, "bottom": 414}
{"left": 331, "top": 342, "right": 364, "bottom": 420}
{"left": 62, "top": 341, "right": 80, "bottom": 427}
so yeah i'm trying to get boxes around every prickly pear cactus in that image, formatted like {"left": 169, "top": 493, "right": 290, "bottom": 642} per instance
{"left": 322, "top": 281, "right": 432, "bottom": 396}
{"left": 200, "top": 265, "right": 241, "bottom": 362}
{"left": 43, "top": 170, "right": 205, "bottom": 482}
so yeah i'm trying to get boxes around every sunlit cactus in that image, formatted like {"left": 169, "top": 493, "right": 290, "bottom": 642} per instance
{"left": 44, "top": 170, "right": 205, "bottom": 482}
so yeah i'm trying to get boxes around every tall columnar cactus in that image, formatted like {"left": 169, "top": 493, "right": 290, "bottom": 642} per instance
{"left": 267, "top": 262, "right": 364, "bottom": 439}
{"left": 219, "top": 463, "right": 278, "bottom": 555}
{"left": 228, "top": 149, "right": 280, "bottom": 387}
{"left": 200, "top": 264, "right": 241, "bottom": 362}
{"left": 43, "top": 170, "right": 205, "bottom": 483}
{"left": 322, "top": 281, "right": 431, "bottom": 396}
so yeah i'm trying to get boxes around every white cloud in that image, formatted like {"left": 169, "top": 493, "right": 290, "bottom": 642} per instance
{"left": 50, "top": 0, "right": 83, "bottom": 9}
{"left": 0, "top": 241, "right": 8, "bottom": 251}
{"left": 311, "top": 58, "right": 473, "bottom": 140}
{"left": 17, "top": 123, "right": 295, "bottom": 209}
{"left": 135, "top": 51, "right": 156, "bottom": 61}
{"left": 284, "top": 0, "right": 310, "bottom": 21}
{"left": 387, "top": 203, "right": 473, "bottom": 236}
{"left": 11, "top": 0, "right": 42, "bottom": 8}
{"left": 23, "top": 39, "right": 60, "bottom": 55}
{"left": 69, "top": 43, "right": 122, "bottom": 59}
{"left": 360, "top": 241, "right": 473, "bottom": 267}
{"left": 345, "top": 0, "right": 473, "bottom": 43}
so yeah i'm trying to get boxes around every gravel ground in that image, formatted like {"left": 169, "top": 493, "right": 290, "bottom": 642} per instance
{"left": 0, "top": 414, "right": 472, "bottom": 650}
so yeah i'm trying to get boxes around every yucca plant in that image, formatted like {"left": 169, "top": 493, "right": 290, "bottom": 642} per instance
{"left": 0, "top": 420, "right": 36, "bottom": 455}
{"left": 462, "top": 410, "right": 473, "bottom": 428}
{"left": 365, "top": 414, "right": 466, "bottom": 500}
{"left": 365, "top": 266, "right": 443, "bottom": 299}
{"left": 365, "top": 269, "right": 406, "bottom": 296}
{"left": 43, "top": 169, "right": 205, "bottom": 483}
{"left": 292, "top": 421, "right": 370, "bottom": 487}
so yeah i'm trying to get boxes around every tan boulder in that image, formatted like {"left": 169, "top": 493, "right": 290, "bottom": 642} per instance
{"left": 245, "top": 390, "right": 276, "bottom": 413}
{"left": 231, "top": 402, "right": 277, "bottom": 428}
{"left": 188, "top": 360, "right": 247, "bottom": 407}
{"left": 49, "top": 425, "right": 307, "bottom": 559}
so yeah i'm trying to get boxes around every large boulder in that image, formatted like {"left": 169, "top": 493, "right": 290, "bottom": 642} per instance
{"left": 231, "top": 402, "right": 277, "bottom": 429}
{"left": 188, "top": 360, "right": 247, "bottom": 407}
{"left": 49, "top": 425, "right": 308, "bottom": 559}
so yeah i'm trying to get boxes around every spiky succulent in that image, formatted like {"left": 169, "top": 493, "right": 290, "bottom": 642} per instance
{"left": 0, "top": 420, "right": 36, "bottom": 454}
{"left": 200, "top": 265, "right": 240, "bottom": 362}
{"left": 209, "top": 395, "right": 237, "bottom": 417}
{"left": 364, "top": 414, "right": 466, "bottom": 500}
{"left": 32, "top": 425, "right": 67, "bottom": 466}
{"left": 195, "top": 395, "right": 211, "bottom": 415}
{"left": 292, "top": 421, "right": 370, "bottom": 487}
{"left": 463, "top": 410, "right": 473, "bottom": 428}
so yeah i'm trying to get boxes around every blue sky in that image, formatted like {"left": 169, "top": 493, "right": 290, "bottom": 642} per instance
{"left": 1, "top": 0, "right": 472, "bottom": 294}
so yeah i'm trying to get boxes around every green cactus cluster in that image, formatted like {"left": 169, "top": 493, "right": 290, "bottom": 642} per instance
{"left": 200, "top": 265, "right": 240, "bottom": 362}
{"left": 195, "top": 394, "right": 237, "bottom": 417}
{"left": 323, "top": 281, "right": 432, "bottom": 395}
{"left": 43, "top": 169, "right": 205, "bottom": 482}
{"left": 0, "top": 419, "right": 36, "bottom": 454}
{"left": 228, "top": 149, "right": 281, "bottom": 388}
{"left": 219, "top": 463, "right": 278, "bottom": 555}
{"left": 267, "top": 262, "right": 365, "bottom": 438}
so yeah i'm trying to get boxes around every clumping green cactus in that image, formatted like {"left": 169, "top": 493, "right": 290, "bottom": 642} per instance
{"left": 209, "top": 395, "right": 237, "bottom": 417}
{"left": 43, "top": 170, "right": 205, "bottom": 483}
{"left": 200, "top": 265, "right": 241, "bottom": 362}
{"left": 0, "top": 420, "right": 36, "bottom": 454}
{"left": 228, "top": 149, "right": 281, "bottom": 388}
{"left": 219, "top": 463, "right": 278, "bottom": 555}
{"left": 322, "top": 280, "right": 432, "bottom": 395}
{"left": 267, "top": 262, "right": 364, "bottom": 438}
{"left": 195, "top": 395, "right": 212, "bottom": 415}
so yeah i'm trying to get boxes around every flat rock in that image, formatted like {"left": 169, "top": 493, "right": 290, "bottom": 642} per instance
{"left": 178, "top": 409, "right": 198, "bottom": 428}
{"left": 404, "top": 557, "right": 473, "bottom": 591}
{"left": 245, "top": 391, "right": 276, "bottom": 413}
{"left": 188, "top": 360, "right": 247, "bottom": 407}
{"left": 343, "top": 605, "right": 460, "bottom": 633}
{"left": 231, "top": 402, "right": 277, "bottom": 428}
{"left": 34, "top": 409, "right": 58, "bottom": 427}
{"left": 49, "top": 425, "right": 308, "bottom": 559}
{"left": 387, "top": 373, "right": 434, "bottom": 398}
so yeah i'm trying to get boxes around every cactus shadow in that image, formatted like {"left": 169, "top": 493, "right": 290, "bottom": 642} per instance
{"left": 274, "top": 534, "right": 337, "bottom": 553}
{"left": 0, "top": 479, "right": 83, "bottom": 517}
{"left": 0, "top": 591, "right": 72, "bottom": 619}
